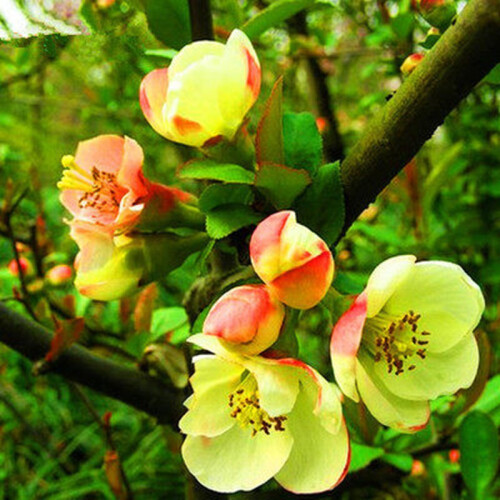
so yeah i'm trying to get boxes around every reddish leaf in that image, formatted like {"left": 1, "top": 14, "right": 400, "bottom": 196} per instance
{"left": 104, "top": 450, "right": 127, "bottom": 500}
{"left": 133, "top": 283, "right": 158, "bottom": 332}
{"left": 45, "top": 315, "right": 85, "bottom": 362}
{"left": 255, "top": 76, "right": 284, "bottom": 166}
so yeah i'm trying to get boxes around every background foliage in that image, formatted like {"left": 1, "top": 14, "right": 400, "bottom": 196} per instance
{"left": 0, "top": 0, "right": 498, "bottom": 498}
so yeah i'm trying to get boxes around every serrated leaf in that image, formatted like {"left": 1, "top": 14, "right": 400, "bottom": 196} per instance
{"left": 242, "top": 0, "right": 316, "bottom": 40}
{"left": 199, "top": 184, "right": 254, "bottom": 213}
{"left": 460, "top": 411, "right": 499, "bottom": 499}
{"left": 294, "top": 161, "right": 344, "bottom": 245}
{"left": 255, "top": 163, "right": 311, "bottom": 210}
{"left": 283, "top": 111, "right": 322, "bottom": 175}
{"left": 145, "top": 0, "right": 191, "bottom": 50}
{"left": 349, "top": 443, "right": 385, "bottom": 472}
{"left": 256, "top": 77, "right": 284, "bottom": 166}
{"left": 177, "top": 160, "right": 254, "bottom": 184}
{"left": 205, "top": 204, "right": 262, "bottom": 239}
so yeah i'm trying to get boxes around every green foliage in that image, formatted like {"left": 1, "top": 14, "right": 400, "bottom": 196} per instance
{"left": 459, "top": 411, "right": 499, "bottom": 498}
{"left": 177, "top": 159, "right": 255, "bottom": 184}
{"left": 294, "top": 161, "right": 344, "bottom": 246}
{"left": 205, "top": 204, "right": 262, "bottom": 239}
{"left": 255, "top": 162, "right": 311, "bottom": 209}
{"left": 283, "top": 111, "right": 322, "bottom": 175}
{"left": 145, "top": 0, "right": 191, "bottom": 50}
{"left": 242, "top": 0, "right": 316, "bottom": 40}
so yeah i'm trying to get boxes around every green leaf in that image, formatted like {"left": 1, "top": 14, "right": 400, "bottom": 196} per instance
{"left": 349, "top": 443, "right": 385, "bottom": 472}
{"left": 256, "top": 77, "right": 284, "bottom": 166}
{"left": 255, "top": 163, "right": 311, "bottom": 210}
{"left": 283, "top": 112, "right": 322, "bottom": 175}
{"left": 145, "top": 0, "right": 191, "bottom": 50}
{"left": 483, "top": 64, "right": 500, "bottom": 85}
{"left": 144, "top": 48, "right": 178, "bottom": 60}
{"left": 151, "top": 307, "right": 189, "bottom": 342}
{"left": 390, "top": 12, "right": 415, "bottom": 40}
{"left": 459, "top": 411, "right": 499, "bottom": 499}
{"left": 199, "top": 184, "right": 254, "bottom": 213}
{"left": 177, "top": 160, "right": 254, "bottom": 184}
{"left": 419, "top": 33, "right": 440, "bottom": 49}
{"left": 205, "top": 204, "right": 262, "bottom": 239}
{"left": 294, "top": 161, "right": 344, "bottom": 245}
{"left": 474, "top": 374, "right": 500, "bottom": 426}
{"left": 242, "top": 0, "right": 316, "bottom": 40}
{"left": 380, "top": 452, "right": 413, "bottom": 472}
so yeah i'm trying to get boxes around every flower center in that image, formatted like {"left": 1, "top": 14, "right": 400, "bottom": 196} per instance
{"left": 57, "top": 155, "right": 125, "bottom": 216}
{"left": 228, "top": 376, "right": 287, "bottom": 437}
{"left": 366, "top": 310, "right": 431, "bottom": 375}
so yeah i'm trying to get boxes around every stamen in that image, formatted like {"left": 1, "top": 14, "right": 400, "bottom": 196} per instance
{"left": 228, "top": 376, "right": 287, "bottom": 436}
{"left": 367, "top": 309, "right": 431, "bottom": 375}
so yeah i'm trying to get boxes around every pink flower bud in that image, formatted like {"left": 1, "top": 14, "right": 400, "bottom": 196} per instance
{"left": 400, "top": 53, "right": 424, "bottom": 76}
{"left": 46, "top": 264, "right": 73, "bottom": 286}
{"left": 411, "top": 460, "right": 425, "bottom": 476}
{"left": 8, "top": 257, "right": 33, "bottom": 277}
{"left": 250, "top": 211, "right": 334, "bottom": 310}
{"left": 140, "top": 29, "right": 260, "bottom": 147}
{"left": 203, "top": 285, "right": 285, "bottom": 355}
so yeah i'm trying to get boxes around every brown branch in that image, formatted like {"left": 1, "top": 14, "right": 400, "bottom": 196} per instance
{"left": 340, "top": 0, "right": 500, "bottom": 233}
{"left": 0, "top": 302, "right": 185, "bottom": 427}
{"left": 188, "top": 0, "right": 213, "bottom": 41}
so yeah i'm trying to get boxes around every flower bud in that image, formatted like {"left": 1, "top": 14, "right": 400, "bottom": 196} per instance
{"left": 418, "top": 0, "right": 456, "bottom": 30}
{"left": 400, "top": 53, "right": 424, "bottom": 76}
{"left": 71, "top": 221, "right": 208, "bottom": 301}
{"left": 140, "top": 29, "right": 260, "bottom": 147}
{"left": 203, "top": 285, "right": 285, "bottom": 355}
{"left": 250, "top": 211, "right": 334, "bottom": 310}
{"left": 46, "top": 264, "right": 73, "bottom": 286}
{"left": 8, "top": 257, "right": 33, "bottom": 277}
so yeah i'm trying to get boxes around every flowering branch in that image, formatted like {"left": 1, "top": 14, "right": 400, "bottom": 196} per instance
{"left": 340, "top": 0, "right": 500, "bottom": 233}
{"left": 0, "top": 302, "right": 184, "bottom": 426}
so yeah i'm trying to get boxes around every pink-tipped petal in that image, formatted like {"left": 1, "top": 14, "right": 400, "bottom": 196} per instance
{"left": 74, "top": 135, "right": 126, "bottom": 174}
{"left": 117, "top": 136, "right": 147, "bottom": 197}
{"left": 330, "top": 292, "right": 368, "bottom": 402}
{"left": 139, "top": 68, "right": 170, "bottom": 137}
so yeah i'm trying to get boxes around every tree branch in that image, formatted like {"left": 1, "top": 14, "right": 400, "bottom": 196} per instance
{"left": 340, "top": 0, "right": 500, "bottom": 233}
{"left": 188, "top": 0, "right": 213, "bottom": 41}
{"left": 0, "top": 302, "right": 184, "bottom": 426}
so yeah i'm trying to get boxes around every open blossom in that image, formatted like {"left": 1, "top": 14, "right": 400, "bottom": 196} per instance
{"left": 250, "top": 211, "right": 334, "bottom": 309}
{"left": 140, "top": 29, "right": 260, "bottom": 147}
{"left": 203, "top": 285, "right": 285, "bottom": 355}
{"left": 330, "top": 256, "right": 484, "bottom": 431}
{"left": 180, "top": 335, "right": 350, "bottom": 494}
{"left": 70, "top": 221, "right": 207, "bottom": 301}
{"left": 58, "top": 135, "right": 202, "bottom": 233}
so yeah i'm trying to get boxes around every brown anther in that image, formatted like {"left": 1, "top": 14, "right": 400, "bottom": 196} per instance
{"left": 416, "top": 349, "right": 426, "bottom": 359}
{"left": 411, "top": 323, "right": 417, "bottom": 332}
{"left": 418, "top": 340, "right": 429, "bottom": 345}
{"left": 408, "top": 365, "right": 416, "bottom": 371}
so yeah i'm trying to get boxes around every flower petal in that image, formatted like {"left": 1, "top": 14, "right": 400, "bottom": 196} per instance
{"left": 168, "top": 41, "right": 224, "bottom": 79}
{"left": 385, "top": 261, "right": 484, "bottom": 352}
{"left": 187, "top": 333, "right": 243, "bottom": 361}
{"left": 356, "top": 356, "right": 430, "bottom": 431}
{"left": 243, "top": 358, "right": 300, "bottom": 417}
{"left": 366, "top": 255, "right": 416, "bottom": 317}
{"left": 182, "top": 421, "right": 293, "bottom": 493}
{"left": 374, "top": 333, "right": 479, "bottom": 401}
{"left": 330, "top": 292, "right": 368, "bottom": 402}
{"left": 139, "top": 68, "right": 170, "bottom": 138}
{"left": 74, "top": 134, "right": 125, "bottom": 175}
{"left": 217, "top": 29, "right": 260, "bottom": 129}
{"left": 274, "top": 389, "right": 350, "bottom": 494}
{"left": 179, "top": 356, "right": 243, "bottom": 437}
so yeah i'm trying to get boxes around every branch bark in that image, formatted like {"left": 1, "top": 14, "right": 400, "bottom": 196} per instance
{"left": 188, "top": 0, "right": 213, "bottom": 41}
{"left": 0, "top": 302, "right": 184, "bottom": 426}
{"left": 340, "top": 0, "right": 500, "bottom": 232}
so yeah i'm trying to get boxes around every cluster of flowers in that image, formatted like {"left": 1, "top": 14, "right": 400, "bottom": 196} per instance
{"left": 181, "top": 212, "right": 484, "bottom": 493}
{"left": 56, "top": 28, "right": 485, "bottom": 494}
{"left": 58, "top": 30, "right": 260, "bottom": 300}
